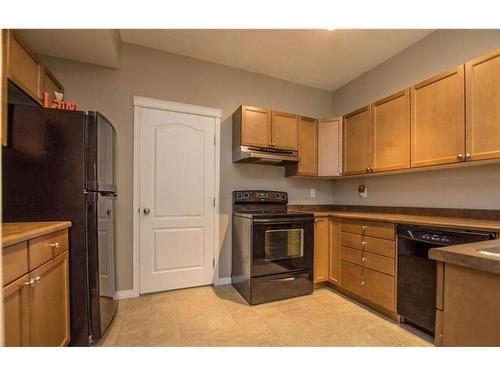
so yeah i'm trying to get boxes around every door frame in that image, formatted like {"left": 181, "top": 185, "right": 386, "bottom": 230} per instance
{"left": 131, "top": 96, "right": 221, "bottom": 298}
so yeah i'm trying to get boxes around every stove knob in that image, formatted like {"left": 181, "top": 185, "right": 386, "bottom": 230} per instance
{"left": 243, "top": 192, "right": 250, "bottom": 199}
{"left": 236, "top": 192, "right": 242, "bottom": 200}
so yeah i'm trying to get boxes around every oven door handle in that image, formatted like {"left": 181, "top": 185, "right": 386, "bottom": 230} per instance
{"left": 253, "top": 218, "right": 313, "bottom": 224}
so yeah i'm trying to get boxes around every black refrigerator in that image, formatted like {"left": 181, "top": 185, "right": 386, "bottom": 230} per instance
{"left": 3, "top": 96, "right": 118, "bottom": 346}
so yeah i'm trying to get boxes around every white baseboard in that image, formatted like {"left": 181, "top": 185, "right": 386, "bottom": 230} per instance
{"left": 115, "top": 289, "right": 139, "bottom": 300}
{"left": 214, "top": 277, "right": 231, "bottom": 286}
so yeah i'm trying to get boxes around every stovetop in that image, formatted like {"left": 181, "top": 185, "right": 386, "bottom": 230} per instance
{"left": 233, "top": 209, "right": 313, "bottom": 219}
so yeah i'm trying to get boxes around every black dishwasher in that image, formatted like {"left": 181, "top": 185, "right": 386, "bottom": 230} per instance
{"left": 397, "top": 225, "right": 495, "bottom": 335}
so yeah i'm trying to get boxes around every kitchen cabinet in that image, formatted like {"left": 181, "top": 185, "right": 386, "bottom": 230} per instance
{"left": 318, "top": 117, "right": 342, "bottom": 177}
{"left": 339, "top": 219, "right": 396, "bottom": 315}
{"left": 234, "top": 105, "right": 271, "bottom": 148}
{"left": 29, "top": 252, "right": 70, "bottom": 347}
{"left": 343, "top": 106, "right": 371, "bottom": 175}
{"left": 465, "top": 47, "right": 500, "bottom": 161}
{"left": 411, "top": 66, "right": 465, "bottom": 167}
{"left": 328, "top": 218, "right": 341, "bottom": 286}
{"left": 42, "top": 67, "right": 64, "bottom": 105}
{"left": 371, "top": 89, "right": 411, "bottom": 172}
{"left": 4, "top": 29, "right": 42, "bottom": 103}
{"left": 2, "top": 224, "right": 71, "bottom": 347}
{"left": 285, "top": 116, "right": 317, "bottom": 177}
{"left": 313, "top": 217, "right": 330, "bottom": 283}
{"left": 271, "top": 111, "right": 298, "bottom": 150}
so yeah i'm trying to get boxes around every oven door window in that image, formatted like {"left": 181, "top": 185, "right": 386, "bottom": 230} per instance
{"left": 264, "top": 229, "right": 304, "bottom": 261}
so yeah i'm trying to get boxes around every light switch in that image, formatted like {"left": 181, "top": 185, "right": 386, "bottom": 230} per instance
{"left": 310, "top": 189, "right": 316, "bottom": 199}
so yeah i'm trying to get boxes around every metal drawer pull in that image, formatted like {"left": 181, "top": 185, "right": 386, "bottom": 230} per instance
{"left": 360, "top": 281, "right": 366, "bottom": 286}
{"left": 24, "top": 279, "right": 35, "bottom": 287}
{"left": 50, "top": 242, "right": 60, "bottom": 249}
{"left": 361, "top": 241, "right": 366, "bottom": 247}
{"left": 361, "top": 257, "right": 366, "bottom": 262}
{"left": 270, "top": 277, "right": 297, "bottom": 282}
{"left": 361, "top": 225, "right": 367, "bottom": 231}
{"left": 34, "top": 276, "right": 41, "bottom": 284}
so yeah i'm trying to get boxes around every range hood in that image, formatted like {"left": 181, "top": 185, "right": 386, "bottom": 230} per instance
{"left": 233, "top": 146, "right": 299, "bottom": 166}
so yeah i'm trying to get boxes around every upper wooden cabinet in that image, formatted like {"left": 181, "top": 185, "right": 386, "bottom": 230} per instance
{"left": 343, "top": 106, "right": 371, "bottom": 175}
{"left": 4, "top": 30, "right": 42, "bottom": 103}
{"left": 411, "top": 66, "right": 465, "bottom": 167}
{"left": 465, "top": 48, "right": 500, "bottom": 161}
{"left": 235, "top": 105, "right": 271, "bottom": 148}
{"left": 371, "top": 90, "right": 411, "bottom": 172}
{"left": 286, "top": 116, "right": 317, "bottom": 177}
{"left": 318, "top": 117, "right": 342, "bottom": 177}
{"left": 271, "top": 111, "right": 299, "bottom": 150}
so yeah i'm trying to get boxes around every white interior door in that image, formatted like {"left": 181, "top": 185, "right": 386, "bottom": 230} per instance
{"left": 139, "top": 107, "right": 216, "bottom": 294}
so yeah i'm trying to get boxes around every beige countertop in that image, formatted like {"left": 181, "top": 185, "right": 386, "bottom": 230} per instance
{"left": 2, "top": 221, "right": 72, "bottom": 247}
{"left": 291, "top": 210, "right": 500, "bottom": 232}
{"left": 429, "top": 239, "right": 500, "bottom": 275}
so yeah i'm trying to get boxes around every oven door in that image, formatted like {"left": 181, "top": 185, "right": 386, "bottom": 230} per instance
{"left": 252, "top": 217, "right": 313, "bottom": 277}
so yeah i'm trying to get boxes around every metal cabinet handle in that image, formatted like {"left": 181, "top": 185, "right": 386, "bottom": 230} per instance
{"left": 50, "top": 242, "right": 60, "bottom": 250}
{"left": 457, "top": 153, "right": 464, "bottom": 160}
{"left": 361, "top": 257, "right": 366, "bottom": 262}
{"left": 365, "top": 167, "right": 370, "bottom": 173}
{"left": 361, "top": 225, "right": 367, "bottom": 231}
{"left": 361, "top": 241, "right": 366, "bottom": 247}
{"left": 24, "top": 279, "right": 35, "bottom": 287}
{"left": 465, "top": 153, "right": 471, "bottom": 160}
{"left": 143, "top": 208, "right": 151, "bottom": 215}
{"left": 360, "top": 281, "right": 366, "bottom": 286}
{"left": 34, "top": 276, "right": 41, "bottom": 284}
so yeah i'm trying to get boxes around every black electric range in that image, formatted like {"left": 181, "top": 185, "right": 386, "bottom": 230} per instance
{"left": 231, "top": 190, "right": 314, "bottom": 305}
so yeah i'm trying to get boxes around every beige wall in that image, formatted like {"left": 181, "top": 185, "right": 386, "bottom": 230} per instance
{"left": 42, "top": 44, "right": 335, "bottom": 290}
{"left": 331, "top": 29, "right": 500, "bottom": 209}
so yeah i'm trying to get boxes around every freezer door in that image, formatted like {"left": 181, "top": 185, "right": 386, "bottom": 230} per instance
{"left": 86, "top": 112, "right": 117, "bottom": 192}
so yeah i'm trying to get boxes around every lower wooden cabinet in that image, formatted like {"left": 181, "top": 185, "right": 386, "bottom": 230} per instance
{"left": 29, "top": 252, "right": 70, "bottom": 347}
{"left": 313, "top": 217, "right": 329, "bottom": 283}
{"left": 3, "top": 227, "right": 70, "bottom": 347}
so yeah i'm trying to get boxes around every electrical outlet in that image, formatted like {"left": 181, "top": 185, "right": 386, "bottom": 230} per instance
{"left": 310, "top": 189, "right": 316, "bottom": 199}
{"left": 359, "top": 185, "right": 368, "bottom": 198}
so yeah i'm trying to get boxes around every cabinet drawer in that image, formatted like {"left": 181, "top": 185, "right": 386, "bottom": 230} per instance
{"left": 341, "top": 246, "right": 395, "bottom": 276}
{"left": 3, "top": 242, "right": 29, "bottom": 286}
{"left": 29, "top": 230, "right": 69, "bottom": 270}
{"left": 340, "top": 260, "right": 363, "bottom": 295}
{"left": 340, "top": 231, "right": 395, "bottom": 258}
{"left": 341, "top": 219, "right": 395, "bottom": 240}
{"left": 362, "top": 266, "right": 395, "bottom": 311}
{"left": 341, "top": 260, "right": 395, "bottom": 311}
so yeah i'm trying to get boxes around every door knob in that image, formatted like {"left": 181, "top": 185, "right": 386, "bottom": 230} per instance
{"left": 143, "top": 208, "right": 151, "bottom": 215}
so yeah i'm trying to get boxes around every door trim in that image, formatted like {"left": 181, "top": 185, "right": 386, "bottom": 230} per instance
{"left": 132, "top": 96, "right": 222, "bottom": 297}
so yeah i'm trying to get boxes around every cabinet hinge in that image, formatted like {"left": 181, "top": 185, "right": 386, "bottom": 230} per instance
{"left": 213, "top": 258, "right": 216, "bottom": 268}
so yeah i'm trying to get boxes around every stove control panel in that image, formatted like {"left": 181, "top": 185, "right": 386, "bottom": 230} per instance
{"left": 233, "top": 190, "right": 288, "bottom": 203}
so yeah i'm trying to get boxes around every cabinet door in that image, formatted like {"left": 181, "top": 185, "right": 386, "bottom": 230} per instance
{"left": 314, "top": 217, "right": 329, "bottom": 283}
{"left": 1, "top": 30, "right": 6, "bottom": 146}
{"left": 371, "top": 89, "right": 410, "bottom": 172}
{"left": 411, "top": 66, "right": 465, "bottom": 167}
{"left": 29, "top": 252, "right": 70, "bottom": 347}
{"left": 42, "top": 67, "right": 64, "bottom": 105}
{"left": 465, "top": 48, "right": 500, "bottom": 161}
{"left": 328, "top": 218, "right": 341, "bottom": 285}
{"left": 318, "top": 117, "right": 342, "bottom": 176}
{"left": 3, "top": 275, "right": 31, "bottom": 347}
{"left": 343, "top": 106, "right": 371, "bottom": 175}
{"left": 5, "top": 30, "right": 42, "bottom": 102}
{"left": 240, "top": 105, "right": 271, "bottom": 148}
{"left": 271, "top": 111, "right": 298, "bottom": 150}
{"left": 297, "top": 116, "right": 317, "bottom": 176}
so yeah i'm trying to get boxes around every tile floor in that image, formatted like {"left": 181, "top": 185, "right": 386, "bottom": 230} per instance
{"left": 100, "top": 285, "right": 433, "bottom": 347}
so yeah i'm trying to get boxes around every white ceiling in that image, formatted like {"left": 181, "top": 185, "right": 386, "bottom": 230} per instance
{"left": 120, "top": 29, "right": 435, "bottom": 91}
{"left": 15, "top": 29, "right": 435, "bottom": 91}
{"left": 16, "top": 29, "right": 121, "bottom": 68}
